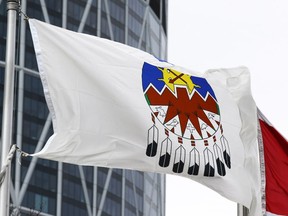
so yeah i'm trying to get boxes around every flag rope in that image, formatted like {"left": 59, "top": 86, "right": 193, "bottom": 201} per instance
{"left": 0, "top": 144, "right": 28, "bottom": 187}
{"left": 19, "top": 8, "right": 29, "bottom": 21}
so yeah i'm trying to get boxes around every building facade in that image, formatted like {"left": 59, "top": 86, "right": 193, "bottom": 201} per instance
{"left": 0, "top": 0, "right": 167, "bottom": 215}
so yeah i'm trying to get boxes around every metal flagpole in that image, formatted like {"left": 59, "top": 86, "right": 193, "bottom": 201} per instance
{"left": 0, "top": 0, "right": 19, "bottom": 215}
{"left": 237, "top": 204, "right": 249, "bottom": 216}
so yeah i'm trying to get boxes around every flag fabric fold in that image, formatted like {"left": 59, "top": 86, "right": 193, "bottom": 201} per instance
{"left": 258, "top": 111, "right": 288, "bottom": 216}
{"left": 29, "top": 19, "right": 262, "bottom": 215}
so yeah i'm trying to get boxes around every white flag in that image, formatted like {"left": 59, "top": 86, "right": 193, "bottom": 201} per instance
{"left": 29, "top": 19, "right": 262, "bottom": 215}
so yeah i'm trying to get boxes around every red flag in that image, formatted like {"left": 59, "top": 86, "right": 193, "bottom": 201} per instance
{"left": 259, "top": 115, "right": 288, "bottom": 215}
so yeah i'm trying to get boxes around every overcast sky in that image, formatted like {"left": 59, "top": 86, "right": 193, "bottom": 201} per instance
{"left": 166, "top": 1, "right": 288, "bottom": 215}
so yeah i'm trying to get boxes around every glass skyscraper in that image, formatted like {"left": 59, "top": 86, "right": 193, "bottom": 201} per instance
{"left": 0, "top": 0, "right": 167, "bottom": 215}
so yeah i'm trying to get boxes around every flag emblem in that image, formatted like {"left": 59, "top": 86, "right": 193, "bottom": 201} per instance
{"left": 142, "top": 63, "right": 231, "bottom": 176}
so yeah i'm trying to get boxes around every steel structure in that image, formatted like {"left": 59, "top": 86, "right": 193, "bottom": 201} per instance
{"left": 0, "top": 0, "right": 167, "bottom": 215}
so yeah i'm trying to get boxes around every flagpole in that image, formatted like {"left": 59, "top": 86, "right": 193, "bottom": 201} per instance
{"left": 237, "top": 204, "right": 249, "bottom": 216}
{"left": 0, "top": 0, "right": 19, "bottom": 215}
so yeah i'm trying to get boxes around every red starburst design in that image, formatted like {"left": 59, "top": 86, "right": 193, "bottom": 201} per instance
{"left": 145, "top": 86, "right": 219, "bottom": 138}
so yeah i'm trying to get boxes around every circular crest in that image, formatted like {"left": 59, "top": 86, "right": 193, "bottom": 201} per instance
{"left": 142, "top": 62, "right": 220, "bottom": 140}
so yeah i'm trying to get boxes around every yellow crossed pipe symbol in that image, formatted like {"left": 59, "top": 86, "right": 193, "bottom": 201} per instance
{"left": 158, "top": 67, "right": 200, "bottom": 94}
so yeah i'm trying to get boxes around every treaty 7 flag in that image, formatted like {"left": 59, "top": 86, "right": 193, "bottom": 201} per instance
{"left": 29, "top": 19, "right": 262, "bottom": 215}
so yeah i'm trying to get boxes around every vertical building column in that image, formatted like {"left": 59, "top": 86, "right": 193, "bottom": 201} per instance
{"left": 78, "top": 166, "right": 93, "bottom": 216}
{"left": 78, "top": 0, "right": 93, "bottom": 33}
{"left": 159, "top": 0, "right": 162, "bottom": 58}
{"left": 121, "top": 169, "right": 126, "bottom": 216}
{"left": 146, "top": 173, "right": 157, "bottom": 216}
{"left": 56, "top": 162, "right": 62, "bottom": 216}
{"left": 137, "top": 0, "right": 150, "bottom": 49}
{"left": 39, "top": 0, "right": 50, "bottom": 23}
{"left": 132, "top": 171, "right": 139, "bottom": 216}
{"left": 103, "top": 0, "right": 114, "bottom": 40}
{"left": 97, "top": 0, "right": 101, "bottom": 36}
{"left": 92, "top": 167, "right": 98, "bottom": 216}
{"left": 161, "top": 174, "right": 166, "bottom": 216}
{"left": 96, "top": 168, "right": 113, "bottom": 216}
{"left": 124, "top": 0, "right": 129, "bottom": 44}
{"left": 62, "top": 0, "right": 67, "bottom": 28}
